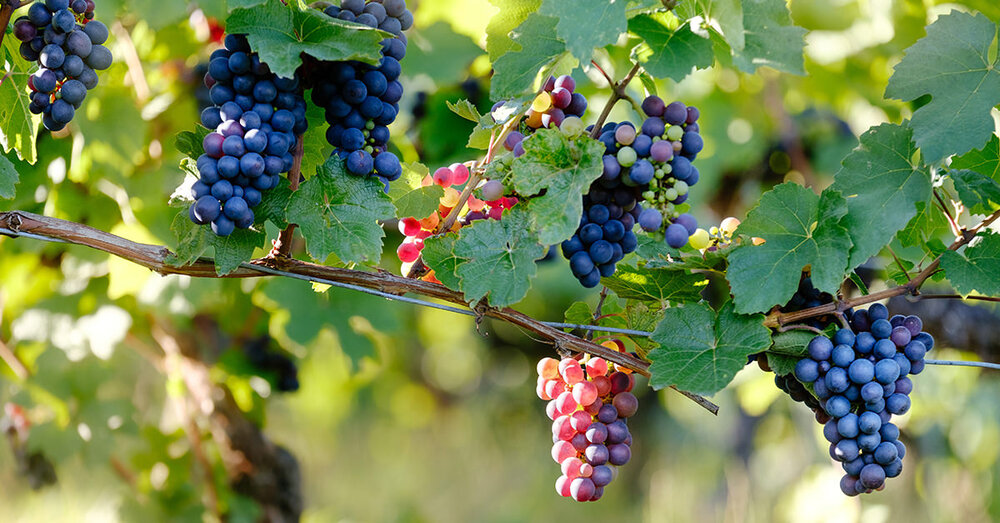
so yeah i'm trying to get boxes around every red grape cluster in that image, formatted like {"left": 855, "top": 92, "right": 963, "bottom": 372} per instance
{"left": 536, "top": 354, "right": 638, "bottom": 501}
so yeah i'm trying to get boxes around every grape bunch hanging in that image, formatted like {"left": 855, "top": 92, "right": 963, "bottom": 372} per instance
{"left": 13, "top": 0, "right": 112, "bottom": 131}
{"left": 190, "top": 34, "right": 308, "bottom": 236}
{"left": 793, "top": 303, "right": 931, "bottom": 495}
{"left": 536, "top": 352, "right": 638, "bottom": 502}
{"left": 559, "top": 96, "right": 703, "bottom": 287}
{"left": 312, "top": 0, "right": 412, "bottom": 186}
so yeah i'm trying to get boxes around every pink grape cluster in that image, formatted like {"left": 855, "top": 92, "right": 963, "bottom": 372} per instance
{"left": 536, "top": 355, "right": 638, "bottom": 502}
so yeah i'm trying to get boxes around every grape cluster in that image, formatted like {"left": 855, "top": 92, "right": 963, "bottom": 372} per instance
{"left": 395, "top": 163, "right": 516, "bottom": 281}
{"left": 560, "top": 194, "right": 641, "bottom": 288}
{"left": 536, "top": 353, "right": 638, "bottom": 502}
{"left": 244, "top": 336, "right": 299, "bottom": 393}
{"left": 521, "top": 75, "right": 588, "bottom": 136}
{"left": 190, "top": 34, "right": 308, "bottom": 236}
{"left": 13, "top": 0, "right": 111, "bottom": 131}
{"left": 793, "top": 303, "right": 931, "bottom": 495}
{"left": 314, "top": 0, "right": 411, "bottom": 185}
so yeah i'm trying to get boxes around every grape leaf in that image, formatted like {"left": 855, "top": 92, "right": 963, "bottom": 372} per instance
{"left": 286, "top": 158, "right": 395, "bottom": 265}
{"left": 166, "top": 208, "right": 266, "bottom": 275}
{"left": 538, "top": 0, "right": 626, "bottom": 64}
{"left": 254, "top": 177, "right": 293, "bottom": 228}
{"left": 831, "top": 122, "right": 931, "bottom": 269}
{"left": 885, "top": 11, "right": 1000, "bottom": 164}
{"left": 675, "top": 0, "right": 745, "bottom": 52}
{"left": 452, "top": 208, "right": 546, "bottom": 307}
{"left": 732, "top": 0, "right": 806, "bottom": 75}
{"left": 950, "top": 169, "right": 1000, "bottom": 215}
{"left": 446, "top": 99, "right": 482, "bottom": 122}
{"left": 766, "top": 353, "right": 799, "bottom": 377}
{"left": 648, "top": 301, "right": 770, "bottom": 396}
{"left": 510, "top": 129, "right": 605, "bottom": 244}
{"left": 486, "top": 0, "right": 542, "bottom": 61}
{"left": 601, "top": 264, "right": 707, "bottom": 304}
{"left": 767, "top": 330, "right": 812, "bottom": 358}
{"left": 404, "top": 21, "right": 485, "bottom": 86}
{"left": 0, "top": 154, "right": 18, "bottom": 199}
{"left": 299, "top": 94, "right": 332, "bottom": 178}
{"left": 896, "top": 201, "right": 949, "bottom": 248}
{"left": 726, "top": 183, "right": 851, "bottom": 314}
{"left": 0, "top": 37, "right": 40, "bottom": 164}
{"left": 174, "top": 128, "right": 210, "bottom": 159}
{"left": 420, "top": 234, "right": 462, "bottom": 291}
{"left": 940, "top": 232, "right": 1000, "bottom": 297}
{"left": 628, "top": 15, "right": 714, "bottom": 82}
{"left": 226, "top": 1, "right": 388, "bottom": 79}
{"left": 951, "top": 134, "right": 1000, "bottom": 181}
{"left": 563, "top": 301, "right": 597, "bottom": 326}
{"left": 490, "top": 14, "right": 566, "bottom": 100}
{"left": 393, "top": 185, "right": 445, "bottom": 220}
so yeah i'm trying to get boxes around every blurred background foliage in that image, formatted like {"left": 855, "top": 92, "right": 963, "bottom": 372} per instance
{"left": 1, "top": 0, "right": 999, "bottom": 521}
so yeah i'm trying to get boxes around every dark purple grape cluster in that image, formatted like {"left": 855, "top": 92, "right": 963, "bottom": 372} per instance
{"left": 191, "top": 34, "right": 308, "bottom": 236}
{"left": 782, "top": 275, "right": 844, "bottom": 329}
{"left": 560, "top": 192, "right": 641, "bottom": 288}
{"left": 13, "top": 0, "right": 110, "bottom": 131}
{"left": 793, "top": 303, "right": 931, "bottom": 496}
{"left": 313, "top": 0, "right": 410, "bottom": 187}
{"left": 244, "top": 336, "right": 299, "bottom": 393}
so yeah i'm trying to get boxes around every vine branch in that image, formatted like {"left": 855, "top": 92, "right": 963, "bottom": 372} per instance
{"left": 270, "top": 134, "right": 305, "bottom": 258}
{"left": 0, "top": 209, "right": 719, "bottom": 415}
{"left": 589, "top": 62, "right": 643, "bottom": 139}
{"left": 765, "top": 206, "right": 1000, "bottom": 327}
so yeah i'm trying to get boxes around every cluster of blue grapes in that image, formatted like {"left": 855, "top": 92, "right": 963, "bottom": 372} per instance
{"left": 793, "top": 303, "right": 931, "bottom": 495}
{"left": 244, "top": 336, "right": 299, "bottom": 393}
{"left": 313, "top": 0, "right": 410, "bottom": 186}
{"left": 190, "top": 34, "right": 308, "bottom": 236}
{"left": 560, "top": 189, "right": 641, "bottom": 288}
{"left": 13, "top": 0, "right": 111, "bottom": 131}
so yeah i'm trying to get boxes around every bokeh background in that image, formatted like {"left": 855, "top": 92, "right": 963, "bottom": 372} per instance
{"left": 2, "top": 0, "right": 1000, "bottom": 521}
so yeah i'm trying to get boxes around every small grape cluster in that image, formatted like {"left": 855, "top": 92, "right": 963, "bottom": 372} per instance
{"left": 244, "top": 336, "right": 299, "bottom": 393}
{"left": 395, "top": 163, "right": 516, "bottom": 281}
{"left": 314, "top": 0, "right": 411, "bottom": 185}
{"left": 191, "top": 34, "right": 308, "bottom": 236}
{"left": 536, "top": 352, "right": 638, "bottom": 502}
{"left": 13, "top": 0, "right": 111, "bottom": 131}
{"left": 560, "top": 194, "right": 641, "bottom": 288}
{"left": 502, "top": 75, "right": 588, "bottom": 156}
{"left": 793, "top": 303, "right": 931, "bottom": 495}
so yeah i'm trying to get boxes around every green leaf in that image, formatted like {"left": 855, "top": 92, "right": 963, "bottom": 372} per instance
{"left": 726, "top": 183, "right": 851, "bottom": 314}
{"left": 452, "top": 207, "right": 546, "bottom": 307}
{"left": 563, "top": 301, "right": 595, "bottom": 326}
{"left": 629, "top": 15, "right": 714, "bottom": 82}
{"left": 951, "top": 134, "right": 1000, "bottom": 181}
{"left": 420, "top": 234, "right": 462, "bottom": 291}
{"left": 0, "top": 37, "right": 40, "bottom": 164}
{"left": 0, "top": 154, "right": 18, "bottom": 199}
{"left": 648, "top": 301, "right": 770, "bottom": 396}
{"left": 510, "top": 129, "right": 605, "bottom": 244}
{"left": 226, "top": 2, "right": 388, "bottom": 79}
{"left": 299, "top": 93, "right": 333, "bottom": 177}
{"left": 951, "top": 169, "right": 1000, "bottom": 215}
{"left": 393, "top": 185, "right": 445, "bottom": 220}
{"left": 766, "top": 353, "right": 799, "bottom": 377}
{"left": 446, "top": 99, "right": 483, "bottom": 122}
{"left": 404, "top": 21, "right": 486, "bottom": 86}
{"left": 885, "top": 11, "right": 1000, "bottom": 164}
{"left": 768, "top": 330, "right": 812, "bottom": 358}
{"left": 174, "top": 128, "right": 210, "bottom": 159}
{"left": 676, "top": 0, "right": 745, "bottom": 52}
{"left": 732, "top": 0, "right": 806, "bottom": 75}
{"left": 486, "top": 0, "right": 542, "bottom": 61}
{"left": 896, "top": 201, "right": 949, "bottom": 248}
{"left": 286, "top": 158, "right": 395, "bottom": 264}
{"left": 538, "top": 0, "right": 626, "bottom": 64}
{"left": 601, "top": 264, "right": 707, "bottom": 304}
{"left": 254, "top": 177, "right": 293, "bottom": 228}
{"left": 166, "top": 208, "right": 267, "bottom": 275}
{"left": 940, "top": 232, "right": 1000, "bottom": 296}
{"left": 490, "top": 14, "right": 566, "bottom": 100}
{"left": 831, "top": 122, "right": 932, "bottom": 268}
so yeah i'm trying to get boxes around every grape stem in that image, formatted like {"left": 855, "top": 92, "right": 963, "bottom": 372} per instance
{"left": 885, "top": 246, "right": 912, "bottom": 281}
{"left": 0, "top": 0, "right": 17, "bottom": 50}
{"left": 589, "top": 62, "right": 643, "bottom": 139}
{"left": 934, "top": 188, "right": 962, "bottom": 238}
{"left": 269, "top": 134, "right": 305, "bottom": 258}
{"left": 777, "top": 323, "right": 824, "bottom": 335}
{"left": 0, "top": 336, "right": 29, "bottom": 380}
{"left": 764, "top": 206, "right": 1000, "bottom": 328}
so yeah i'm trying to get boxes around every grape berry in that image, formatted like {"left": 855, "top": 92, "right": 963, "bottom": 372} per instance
{"left": 191, "top": 34, "right": 308, "bottom": 236}
{"left": 14, "top": 0, "right": 111, "bottom": 131}
{"left": 793, "top": 303, "right": 930, "bottom": 495}
{"left": 536, "top": 349, "right": 638, "bottom": 502}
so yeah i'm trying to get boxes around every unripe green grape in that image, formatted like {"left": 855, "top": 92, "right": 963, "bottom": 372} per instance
{"left": 617, "top": 146, "right": 637, "bottom": 167}
{"left": 689, "top": 228, "right": 711, "bottom": 250}
{"left": 666, "top": 125, "right": 684, "bottom": 141}
{"left": 642, "top": 190, "right": 655, "bottom": 200}
{"left": 675, "top": 181, "right": 689, "bottom": 195}
{"left": 655, "top": 170, "right": 665, "bottom": 179}
{"left": 560, "top": 116, "right": 585, "bottom": 137}
{"left": 665, "top": 188, "right": 679, "bottom": 201}
{"left": 663, "top": 164, "right": 673, "bottom": 175}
